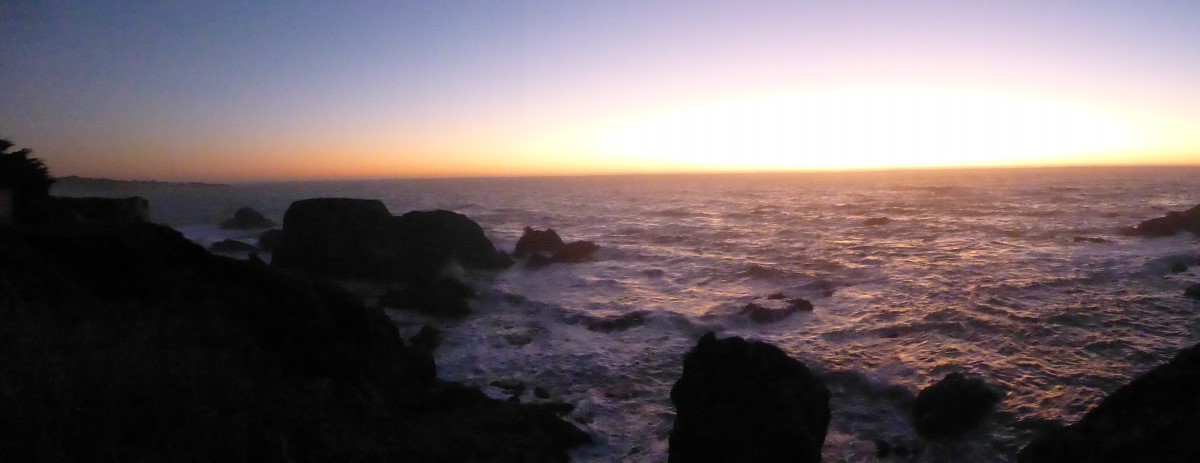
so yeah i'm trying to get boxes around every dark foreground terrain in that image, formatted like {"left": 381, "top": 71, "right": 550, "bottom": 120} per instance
{"left": 0, "top": 222, "right": 586, "bottom": 462}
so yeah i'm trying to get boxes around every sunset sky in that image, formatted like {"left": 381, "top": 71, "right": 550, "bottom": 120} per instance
{"left": 2, "top": 1, "right": 1199, "bottom": 181}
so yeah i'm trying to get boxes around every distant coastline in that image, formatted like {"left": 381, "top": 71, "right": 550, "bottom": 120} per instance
{"left": 52, "top": 175, "right": 229, "bottom": 194}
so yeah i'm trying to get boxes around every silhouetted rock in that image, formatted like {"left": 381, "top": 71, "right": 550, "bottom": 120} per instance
{"left": 272, "top": 198, "right": 511, "bottom": 282}
{"left": 209, "top": 239, "right": 256, "bottom": 253}
{"left": 1122, "top": 205, "right": 1200, "bottom": 237}
{"left": 1073, "top": 236, "right": 1107, "bottom": 243}
{"left": 584, "top": 311, "right": 649, "bottom": 332}
{"left": 738, "top": 298, "right": 812, "bottom": 323}
{"left": 491, "top": 379, "right": 526, "bottom": 396}
{"left": 1170, "top": 261, "right": 1188, "bottom": 273}
{"left": 912, "top": 373, "right": 1002, "bottom": 440}
{"left": 513, "top": 226, "right": 564, "bottom": 257}
{"left": 410, "top": 325, "right": 443, "bottom": 352}
{"left": 0, "top": 222, "right": 588, "bottom": 461}
{"left": 378, "top": 277, "right": 476, "bottom": 318}
{"left": 1186, "top": 284, "right": 1200, "bottom": 300}
{"left": 534, "top": 387, "right": 551, "bottom": 399}
{"left": 256, "top": 228, "right": 284, "bottom": 252}
{"left": 514, "top": 226, "right": 599, "bottom": 268}
{"left": 552, "top": 240, "right": 599, "bottom": 263}
{"left": 669, "top": 333, "right": 830, "bottom": 463}
{"left": 47, "top": 196, "right": 149, "bottom": 225}
{"left": 864, "top": 217, "right": 890, "bottom": 226}
{"left": 219, "top": 207, "right": 276, "bottom": 230}
{"left": 1018, "top": 342, "right": 1200, "bottom": 463}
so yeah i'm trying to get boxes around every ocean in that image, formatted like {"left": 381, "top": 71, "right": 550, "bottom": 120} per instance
{"left": 57, "top": 166, "right": 1200, "bottom": 462}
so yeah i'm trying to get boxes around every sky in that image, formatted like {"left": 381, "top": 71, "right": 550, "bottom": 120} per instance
{"left": 2, "top": 1, "right": 1199, "bottom": 181}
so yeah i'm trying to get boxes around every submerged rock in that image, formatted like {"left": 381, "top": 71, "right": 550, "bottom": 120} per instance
{"left": 219, "top": 207, "right": 276, "bottom": 230}
{"left": 669, "top": 333, "right": 830, "bottom": 463}
{"left": 1019, "top": 342, "right": 1200, "bottom": 463}
{"left": 739, "top": 298, "right": 813, "bottom": 323}
{"left": 1186, "top": 284, "right": 1200, "bottom": 300}
{"left": 1072, "top": 236, "right": 1107, "bottom": 244}
{"left": 209, "top": 239, "right": 256, "bottom": 253}
{"left": 864, "top": 216, "right": 891, "bottom": 226}
{"left": 912, "top": 373, "right": 1002, "bottom": 440}
{"left": 1121, "top": 204, "right": 1200, "bottom": 237}
{"left": 584, "top": 311, "right": 649, "bottom": 332}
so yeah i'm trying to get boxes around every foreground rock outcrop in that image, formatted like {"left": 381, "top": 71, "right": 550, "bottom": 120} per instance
{"left": 271, "top": 198, "right": 512, "bottom": 282}
{"left": 669, "top": 333, "right": 830, "bottom": 463}
{"left": 0, "top": 222, "right": 587, "bottom": 461}
{"left": 912, "top": 373, "right": 1002, "bottom": 440}
{"left": 1121, "top": 204, "right": 1200, "bottom": 237}
{"left": 1018, "top": 342, "right": 1200, "bottom": 463}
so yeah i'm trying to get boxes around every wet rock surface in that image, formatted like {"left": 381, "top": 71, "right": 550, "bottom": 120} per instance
{"left": 669, "top": 332, "right": 830, "bottom": 463}
{"left": 1019, "top": 342, "right": 1200, "bottom": 463}
{"left": 912, "top": 373, "right": 1002, "bottom": 440}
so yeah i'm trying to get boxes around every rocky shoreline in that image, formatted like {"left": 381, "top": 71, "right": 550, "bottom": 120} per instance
{"left": 3, "top": 191, "right": 1200, "bottom": 461}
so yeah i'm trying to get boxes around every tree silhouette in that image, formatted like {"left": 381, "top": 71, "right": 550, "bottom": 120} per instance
{"left": 0, "top": 138, "right": 55, "bottom": 220}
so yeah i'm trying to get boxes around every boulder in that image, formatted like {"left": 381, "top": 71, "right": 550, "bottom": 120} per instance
{"left": 378, "top": 277, "right": 476, "bottom": 318}
{"left": 1018, "top": 342, "right": 1200, "bottom": 463}
{"left": 209, "top": 239, "right": 257, "bottom": 253}
{"left": 271, "top": 199, "right": 511, "bottom": 281}
{"left": 1122, "top": 204, "right": 1200, "bottom": 237}
{"left": 669, "top": 333, "right": 830, "bottom": 463}
{"left": 513, "top": 226, "right": 599, "bottom": 268}
{"left": 513, "top": 226, "right": 563, "bottom": 257}
{"left": 219, "top": 207, "right": 276, "bottom": 230}
{"left": 738, "top": 298, "right": 813, "bottom": 324}
{"left": 1186, "top": 284, "right": 1200, "bottom": 300}
{"left": 912, "top": 373, "right": 1001, "bottom": 440}
{"left": 864, "top": 217, "right": 890, "bottom": 226}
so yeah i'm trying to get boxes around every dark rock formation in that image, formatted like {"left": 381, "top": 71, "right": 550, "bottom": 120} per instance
{"left": 739, "top": 298, "right": 813, "bottom": 323}
{"left": 1170, "top": 261, "right": 1189, "bottom": 273}
{"left": 409, "top": 325, "right": 443, "bottom": 352}
{"left": 271, "top": 198, "right": 512, "bottom": 282}
{"left": 378, "top": 277, "right": 476, "bottom": 318}
{"left": 669, "top": 333, "right": 830, "bottom": 463}
{"left": 219, "top": 207, "right": 276, "bottom": 230}
{"left": 209, "top": 239, "right": 257, "bottom": 253}
{"left": 0, "top": 222, "right": 588, "bottom": 461}
{"left": 256, "top": 228, "right": 284, "bottom": 252}
{"left": 1186, "top": 284, "right": 1200, "bottom": 300}
{"left": 583, "top": 311, "right": 649, "bottom": 332}
{"left": 864, "top": 217, "right": 890, "bottom": 226}
{"left": 513, "top": 226, "right": 599, "bottom": 268}
{"left": 513, "top": 226, "right": 564, "bottom": 257}
{"left": 47, "top": 196, "right": 149, "bottom": 224}
{"left": 912, "top": 373, "right": 1002, "bottom": 440}
{"left": 1121, "top": 204, "right": 1200, "bottom": 237}
{"left": 1072, "top": 236, "right": 1107, "bottom": 244}
{"left": 1019, "top": 342, "right": 1200, "bottom": 463}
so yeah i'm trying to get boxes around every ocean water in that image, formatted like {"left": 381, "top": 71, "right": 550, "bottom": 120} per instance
{"left": 59, "top": 167, "right": 1200, "bottom": 462}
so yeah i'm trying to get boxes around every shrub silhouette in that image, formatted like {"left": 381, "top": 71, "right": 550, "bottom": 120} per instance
{"left": 0, "top": 138, "right": 55, "bottom": 220}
